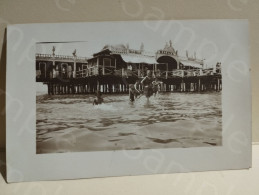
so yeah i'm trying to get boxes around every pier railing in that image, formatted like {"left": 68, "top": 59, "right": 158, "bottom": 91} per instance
{"left": 38, "top": 66, "right": 221, "bottom": 95}
{"left": 36, "top": 53, "right": 88, "bottom": 63}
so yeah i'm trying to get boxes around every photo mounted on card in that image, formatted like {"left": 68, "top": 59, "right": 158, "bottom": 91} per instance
{"left": 6, "top": 20, "right": 251, "bottom": 182}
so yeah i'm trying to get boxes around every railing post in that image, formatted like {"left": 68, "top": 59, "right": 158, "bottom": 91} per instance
{"left": 73, "top": 57, "right": 76, "bottom": 78}
{"left": 200, "top": 69, "right": 203, "bottom": 76}
{"left": 198, "top": 79, "right": 201, "bottom": 92}
{"left": 97, "top": 57, "right": 99, "bottom": 75}
{"left": 138, "top": 69, "right": 141, "bottom": 77}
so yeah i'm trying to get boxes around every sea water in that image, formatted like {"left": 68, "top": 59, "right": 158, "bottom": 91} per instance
{"left": 36, "top": 92, "right": 222, "bottom": 154}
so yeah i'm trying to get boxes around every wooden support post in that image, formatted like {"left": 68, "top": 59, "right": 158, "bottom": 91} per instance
{"left": 114, "top": 84, "right": 116, "bottom": 93}
{"left": 89, "top": 83, "right": 92, "bottom": 93}
{"left": 73, "top": 58, "right": 76, "bottom": 78}
{"left": 117, "top": 84, "right": 120, "bottom": 93}
{"left": 217, "top": 78, "right": 220, "bottom": 91}
{"left": 52, "top": 84, "right": 55, "bottom": 95}
{"left": 47, "top": 84, "right": 50, "bottom": 95}
{"left": 51, "top": 83, "right": 54, "bottom": 95}
{"left": 54, "top": 84, "right": 57, "bottom": 94}
{"left": 100, "top": 84, "right": 102, "bottom": 93}
{"left": 108, "top": 84, "right": 112, "bottom": 93}
{"left": 103, "top": 60, "right": 105, "bottom": 75}
{"left": 56, "top": 84, "right": 59, "bottom": 94}
{"left": 86, "top": 83, "right": 89, "bottom": 93}
{"left": 97, "top": 57, "right": 99, "bottom": 76}
{"left": 198, "top": 79, "right": 201, "bottom": 91}
{"left": 103, "top": 84, "right": 105, "bottom": 93}
{"left": 97, "top": 80, "right": 100, "bottom": 92}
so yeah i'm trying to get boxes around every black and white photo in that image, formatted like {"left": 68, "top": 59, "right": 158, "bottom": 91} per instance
{"left": 36, "top": 37, "right": 222, "bottom": 153}
{"left": 6, "top": 20, "right": 251, "bottom": 182}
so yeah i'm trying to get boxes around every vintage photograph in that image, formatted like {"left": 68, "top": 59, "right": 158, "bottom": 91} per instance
{"left": 36, "top": 23, "right": 223, "bottom": 154}
{"left": 6, "top": 19, "right": 251, "bottom": 183}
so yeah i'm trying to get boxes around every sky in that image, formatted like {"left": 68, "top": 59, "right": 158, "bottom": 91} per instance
{"left": 36, "top": 20, "right": 249, "bottom": 93}
{"left": 36, "top": 20, "right": 248, "bottom": 67}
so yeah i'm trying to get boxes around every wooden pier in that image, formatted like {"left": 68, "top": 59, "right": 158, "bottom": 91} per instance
{"left": 36, "top": 42, "right": 222, "bottom": 95}
{"left": 41, "top": 70, "right": 221, "bottom": 95}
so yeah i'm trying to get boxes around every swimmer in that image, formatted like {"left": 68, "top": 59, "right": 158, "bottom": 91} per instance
{"left": 93, "top": 90, "right": 104, "bottom": 105}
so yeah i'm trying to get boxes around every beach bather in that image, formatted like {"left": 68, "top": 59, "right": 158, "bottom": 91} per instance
{"left": 129, "top": 83, "right": 141, "bottom": 102}
{"left": 141, "top": 70, "right": 154, "bottom": 99}
{"left": 93, "top": 90, "right": 104, "bottom": 105}
{"left": 152, "top": 78, "right": 161, "bottom": 97}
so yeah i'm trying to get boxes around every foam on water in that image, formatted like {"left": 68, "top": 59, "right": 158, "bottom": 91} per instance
{"left": 93, "top": 104, "right": 122, "bottom": 112}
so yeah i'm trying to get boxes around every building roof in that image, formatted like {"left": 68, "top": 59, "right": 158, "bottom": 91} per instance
{"left": 103, "top": 44, "right": 127, "bottom": 51}
{"left": 120, "top": 54, "right": 157, "bottom": 64}
{"left": 180, "top": 60, "right": 203, "bottom": 68}
{"left": 98, "top": 43, "right": 204, "bottom": 67}
{"left": 100, "top": 44, "right": 157, "bottom": 64}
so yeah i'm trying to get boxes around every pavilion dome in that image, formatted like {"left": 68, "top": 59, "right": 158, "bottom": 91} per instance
{"left": 162, "top": 40, "right": 176, "bottom": 54}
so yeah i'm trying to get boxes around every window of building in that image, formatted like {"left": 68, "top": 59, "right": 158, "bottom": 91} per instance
{"left": 103, "top": 58, "right": 111, "bottom": 67}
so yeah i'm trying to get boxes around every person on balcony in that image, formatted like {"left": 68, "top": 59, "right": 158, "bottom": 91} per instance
{"left": 62, "top": 67, "right": 67, "bottom": 78}
{"left": 156, "top": 68, "right": 161, "bottom": 77}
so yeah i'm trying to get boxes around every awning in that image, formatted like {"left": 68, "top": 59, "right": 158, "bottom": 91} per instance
{"left": 180, "top": 60, "right": 203, "bottom": 68}
{"left": 120, "top": 54, "right": 158, "bottom": 64}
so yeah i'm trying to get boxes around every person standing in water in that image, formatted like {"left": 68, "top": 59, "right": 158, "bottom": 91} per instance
{"left": 152, "top": 78, "right": 161, "bottom": 97}
{"left": 93, "top": 90, "right": 104, "bottom": 105}
{"left": 141, "top": 70, "right": 154, "bottom": 100}
{"left": 129, "top": 80, "right": 141, "bottom": 102}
